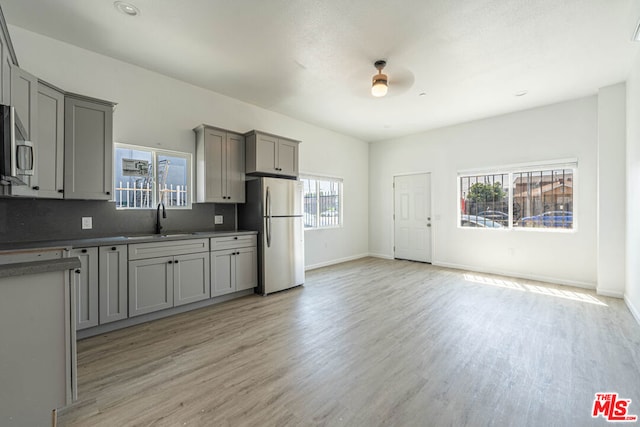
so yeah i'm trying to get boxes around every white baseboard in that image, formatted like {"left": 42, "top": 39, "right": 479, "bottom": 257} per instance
{"left": 432, "top": 260, "right": 596, "bottom": 290}
{"left": 596, "top": 288, "right": 625, "bottom": 299}
{"left": 305, "top": 253, "right": 370, "bottom": 271}
{"left": 367, "top": 252, "right": 394, "bottom": 260}
{"left": 625, "top": 294, "right": 640, "bottom": 326}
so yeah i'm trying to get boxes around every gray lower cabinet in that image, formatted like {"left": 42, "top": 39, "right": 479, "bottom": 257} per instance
{"left": 235, "top": 247, "right": 257, "bottom": 291}
{"left": 128, "top": 256, "right": 173, "bottom": 317}
{"left": 211, "top": 249, "right": 234, "bottom": 296}
{"left": 64, "top": 94, "right": 115, "bottom": 200}
{"left": 128, "top": 239, "right": 210, "bottom": 317}
{"left": 70, "top": 247, "right": 99, "bottom": 330}
{"left": 211, "top": 242, "right": 257, "bottom": 297}
{"left": 99, "top": 245, "right": 128, "bottom": 324}
{"left": 0, "top": 263, "right": 77, "bottom": 425}
{"left": 173, "top": 252, "right": 210, "bottom": 306}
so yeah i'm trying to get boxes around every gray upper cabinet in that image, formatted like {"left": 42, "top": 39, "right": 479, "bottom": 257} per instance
{"left": 33, "top": 81, "right": 65, "bottom": 198}
{"left": 99, "top": 245, "right": 128, "bottom": 324}
{"left": 0, "top": 43, "right": 10, "bottom": 106}
{"left": 0, "top": 5, "right": 18, "bottom": 106}
{"left": 245, "top": 130, "right": 300, "bottom": 178}
{"left": 8, "top": 66, "right": 38, "bottom": 196}
{"left": 71, "top": 247, "right": 99, "bottom": 330}
{"left": 10, "top": 65, "right": 37, "bottom": 141}
{"left": 194, "top": 125, "right": 245, "bottom": 203}
{"left": 64, "top": 94, "right": 115, "bottom": 200}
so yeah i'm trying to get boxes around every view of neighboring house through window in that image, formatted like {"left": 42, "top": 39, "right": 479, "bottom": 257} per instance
{"left": 301, "top": 176, "right": 342, "bottom": 229}
{"left": 459, "top": 163, "right": 575, "bottom": 230}
{"left": 114, "top": 143, "right": 192, "bottom": 209}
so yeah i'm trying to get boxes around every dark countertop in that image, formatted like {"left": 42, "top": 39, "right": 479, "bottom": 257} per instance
{"left": 0, "top": 257, "right": 81, "bottom": 278}
{"left": 0, "top": 230, "right": 258, "bottom": 252}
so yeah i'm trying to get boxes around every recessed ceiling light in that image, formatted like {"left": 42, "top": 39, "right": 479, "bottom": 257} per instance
{"left": 633, "top": 19, "right": 640, "bottom": 41}
{"left": 114, "top": 1, "right": 140, "bottom": 16}
{"left": 418, "top": 92, "right": 427, "bottom": 97}
{"left": 515, "top": 90, "right": 528, "bottom": 97}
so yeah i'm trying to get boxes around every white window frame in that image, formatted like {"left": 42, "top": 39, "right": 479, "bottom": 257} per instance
{"left": 457, "top": 159, "right": 577, "bottom": 232}
{"left": 114, "top": 143, "right": 193, "bottom": 210}
{"left": 300, "top": 174, "right": 344, "bottom": 230}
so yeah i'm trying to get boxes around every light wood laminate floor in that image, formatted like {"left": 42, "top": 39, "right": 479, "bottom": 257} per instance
{"left": 59, "top": 258, "right": 640, "bottom": 426}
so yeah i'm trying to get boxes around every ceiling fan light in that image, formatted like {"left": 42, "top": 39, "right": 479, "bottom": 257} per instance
{"left": 372, "top": 74, "right": 388, "bottom": 97}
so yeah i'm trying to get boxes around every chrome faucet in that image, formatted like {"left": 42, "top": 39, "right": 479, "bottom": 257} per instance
{"left": 155, "top": 201, "right": 166, "bottom": 234}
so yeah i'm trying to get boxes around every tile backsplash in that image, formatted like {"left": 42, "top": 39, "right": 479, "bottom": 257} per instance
{"left": 0, "top": 198, "right": 237, "bottom": 243}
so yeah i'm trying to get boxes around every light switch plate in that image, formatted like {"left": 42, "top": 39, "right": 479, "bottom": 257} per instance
{"left": 214, "top": 215, "right": 223, "bottom": 225}
{"left": 82, "top": 217, "right": 93, "bottom": 230}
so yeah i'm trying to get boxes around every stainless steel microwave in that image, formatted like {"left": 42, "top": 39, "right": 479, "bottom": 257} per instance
{"left": 0, "top": 104, "right": 33, "bottom": 186}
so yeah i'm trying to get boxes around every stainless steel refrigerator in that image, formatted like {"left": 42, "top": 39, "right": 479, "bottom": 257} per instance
{"left": 238, "top": 177, "right": 304, "bottom": 295}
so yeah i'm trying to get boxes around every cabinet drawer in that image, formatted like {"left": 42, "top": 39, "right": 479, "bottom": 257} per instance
{"left": 210, "top": 235, "right": 257, "bottom": 251}
{"left": 128, "top": 239, "right": 209, "bottom": 260}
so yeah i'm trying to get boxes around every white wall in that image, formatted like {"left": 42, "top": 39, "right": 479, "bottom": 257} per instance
{"left": 626, "top": 50, "right": 640, "bottom": 323}
{"left": 370, "top": 97, "right": 598, "bottom": 288}
{"left": 8, "top": 25, "right": 369, "bottom": 269}
{"left": 597, "top": 83, "right": 626, "bottom": 297}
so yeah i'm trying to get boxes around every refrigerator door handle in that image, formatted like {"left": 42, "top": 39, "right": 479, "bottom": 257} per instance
{"left": 266, "top": 186, "right": 272, "bottom": 248}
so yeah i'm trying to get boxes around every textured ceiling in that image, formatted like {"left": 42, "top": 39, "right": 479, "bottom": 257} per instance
{"left": 1, "top": 0, "right": 639, "bottom": 142}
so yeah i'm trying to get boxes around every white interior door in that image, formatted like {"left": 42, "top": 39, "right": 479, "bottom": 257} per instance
{"left": 394, "top": 173, "right": 432, "bottom": 263}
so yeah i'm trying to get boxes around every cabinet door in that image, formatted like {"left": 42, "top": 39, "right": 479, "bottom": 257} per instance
{"left": 10, "top": 65, "right": 37, "bottom": 142}
{"left": 128, "top": 256, "right": 173, "bottom": 317}
{"left": 203, "top": 128, "right": 225, "bottom": 202}
{"left": 34, "top": 83, "right": 65, "bottom": 198}
{"left": 64, "top": 97, "right": 113, "bottom": 200}
{"left": 255, "top": 133, "right": 278, "bottom": 174}
{"left": 0, "top": 28, "right": 9, "bottom": 105}
{"left": 211, "top": 249, "right": 235, "bottom": 297}
{"left": 99, "top": 245, "right": 128, "bottom": 324}
{"left": 174, "top": 252, "right": 210, "bottom": 306}
{"left": 9, "top": 66, "right": 38, "bottom": 196}
{"left": 70, "top": 247, "right": 99, "bottom": 330}
{"left": 226, "top": 132, "right": 245, "bottom": 203}
{"left": 277, "top": 139, "right": 299, "bottom": 177}
{"left": 235, "top": 246, "right": 257, "bottom": 291}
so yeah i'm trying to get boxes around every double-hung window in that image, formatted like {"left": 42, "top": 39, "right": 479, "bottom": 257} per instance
{"left": 114, "top": 143, "right": 192, "bottom": 209}
{"left": 459, "top": 161, "right": 576, "bottom": 230}
{"left": 301, "top": 175, "right": 343, "bottom": 229}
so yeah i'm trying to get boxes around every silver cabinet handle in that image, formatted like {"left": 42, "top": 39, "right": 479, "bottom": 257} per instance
{"left": 266, "top": 186, "right": 272, "bottom": 248}
{"left": 9, "top": 107, "right": 17, "bottom": 178}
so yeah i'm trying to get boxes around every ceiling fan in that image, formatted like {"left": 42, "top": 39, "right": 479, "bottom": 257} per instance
{"left": 370, "top": 59, "right": 415, "bottom": 98}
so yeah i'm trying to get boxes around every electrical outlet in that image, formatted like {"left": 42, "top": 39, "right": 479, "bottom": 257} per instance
{"left": 214, "top": 215, "right": 223, "bottom": 225}
{"left": 81, "top": 217, "right": 93, "bottom": 230}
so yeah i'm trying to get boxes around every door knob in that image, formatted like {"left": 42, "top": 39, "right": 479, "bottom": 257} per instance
{"left": 427, "top": 224, "right": 432, "bottom": 227}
